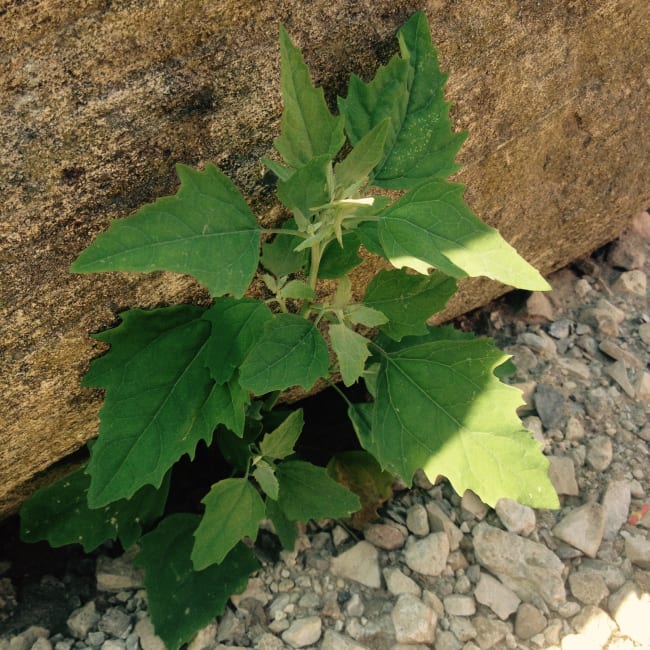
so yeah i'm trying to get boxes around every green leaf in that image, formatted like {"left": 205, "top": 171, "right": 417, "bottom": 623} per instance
{"left": 275, "top": 460, "right": 361, "bottom": 522}
{"left": 378, "top": 180, "right": 551, "bottom": 290}
{"left": 192, "top": 478, "right": 265, "bottom": 570}
{"left": 207, "top": 376, "right": 250, "bottom": 437}
{"left": 356, "top": 221, "right": 387, "bottom": 258}
{"left": 262, "top": 157, "right": 294, "bottom": 182}
{"left": 71, "top": 164, "right": 261, "bottom": 298}
{"left": 364, "top": 268, "right": 457, "bottom": 340}
{"left": 259, "top": 409, "right": 304, "bottom": 460}
{"left": 202, "top": 298, "right": 273, "bottom": 384}
{"left": 318, "top": 234, "right": 363, "bottom": 279}
{"left": 277, "top": 155, "right": 331, "bottom": 226}
{"left": 134, "top": 514, "right": 258, "bottom": 650}
{"left": 83, "top": 306, "right": 226, "bottom": 507}
{"left": 348, "top": 402, "right": 375, "bottom": 452}
{"left": 239, "top": 314, "right": 329, "bottom": 394}
{"left": 20, "top": 465, "right": 169, "bottom": 553}
{"left": 371, "top": 338, "right": 559, "bottom": 508}
{"left": 338, "top": 12, "right": 465, "bottom": 189}
{"left": 329, "top": 323, "right": 371, "bottom": 387}
{"left": 335, "top": 120, "right": 390, "bottom": 191}
{"left": 275, "top": 26, "right": 345, "bottom": 168}
{"left": 279, "top": 280, "right": 317, "bottom": 300}
{"left": 261, "top": 218, "right": 308, "bottom": 276}
{"left": 344, "top": 304, "right": 389, "bottom": 328}
{"left": 253, "top": 461, "right": 280, "bottom": 500}
{"left": 266, "top": 497, "right": 297, "bottom": 551}
{"left": 215, "top": 422, "right": 260, "bottom": 472}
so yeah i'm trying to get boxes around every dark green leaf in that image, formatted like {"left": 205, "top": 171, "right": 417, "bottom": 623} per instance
{"left": 347, "top": 402, "right": 375, "bottom": 453}
{"left": 192, "top": 478, "right": 265, "bottom": 569}
{"left": 261, "top": 218, "right": 308, "bottom": 277}
{"left": 318, "top": 234, "right": 363, "bottom": 278}
{"left": 20, "top": 465, "right": 169, "bottom": 552}
{"left": 202, "top": 298, "right": 273, "bottom": 384}
{"left": 239, "top": 314, "right": 329, "bottom": 394}
{"left": 364, "top": 268, "right": 457, "bottom": 340}
{"left": 329, "top": 323, "right": 371, "bottom": 387}
{"left": 134, "top": 514, "right": 258, "bottom": 650}
{"left": 259, "top": 409, "right": 304, "bottom": 460}
{"left": 356, "top": 221, "right": 387, "bottom": 258}
{"left": 275, "top": 26, "right": 345, "bottom": 168}
{"left": 379, "top": 180, "right": 551, "bottom": 290}
{"left": 266, "top": 497, "right": 297, "bottom": 551}
{"left": 275, "top": 460, "right": 360, "bottom": 522}
{"left": 371, "top": 337, "right": 559, "bottom": 508}
{"left": 216, "top": 422, "right": 260, "bottom": 472}
{"left": 83, "top": 306, "right": 227, "bottom": 507}
{"left": 71, "top": 164, "right": 261, "bottom": 298}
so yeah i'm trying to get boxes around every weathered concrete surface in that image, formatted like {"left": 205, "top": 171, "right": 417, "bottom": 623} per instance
{"left": 1, "top": 1, "right": 648, "bottom": 519}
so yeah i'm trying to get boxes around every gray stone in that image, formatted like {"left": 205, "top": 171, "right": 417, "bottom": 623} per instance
{"left": 624, "top": 534, "right": 650, "bottom": 569}
{"left": 586, "top": 435, "right": 613, "bottom": 471}
{"left": 330, "top": 541, "right": 381, "bottom": 588}
{"left": 406, "top": 504, "right": 430, "bottom": 536}
{"left": 519, "top": 332, "right": 557, "bottom": 358}
{"left": 474, "top": 572, "right": 521, "bottom": 620}
{"left": 187, "top": 623, "right": 217, "bottom": 650}
{"left": 549, "top": 319, "right": 572, "bottom": 339}
{"left": 98, "top": 608, "right": 131, "bottom": 639}
{"left": 547, "top": 456, "right": 579, "bottom": 496}
{"left": 67, "top": 601, "right": 100, "bottom": 640}
{"left": 514, "top": 603, "right": 547, "bottom": 640}
{"left": 612, "top": 269, "right": 647, "bottom": 296}
{"left": 579, "top": 558, "right": 628, "bottom": 591}
{"left": 134, "top": 618, "right": 165, "bottom": 650}
{"left": 601, "top": 480, "right": 632, "bottom": 540}
{"left": 608, "top": 582, "right": 650, "bottom": 644}
{"left": 87, "top": 631, "right": 106, "bottom": 646}
{"left": 281, "top": 617, "right": 322, "bottom": 648}
{"left": 320, "top": 630, "right": 368, "bottom": 650}
{"left": 639, "top": 322, "right": 650, "bottom": 344}
{"left": 96, "top": 553, "right": 144, "bottom": 592}
{"left": 599, "top": 339, "right": 645, "bottom": 368}
{"left": 404, "top": 532, "right": 450, "bottom": 577}
{"left": 383, "top": 567, "right": 421, "bottom": 597}
{"left": 567, "top": 571, "right": 609, "bottom": 605}
{"left": 534, "top": 384, "right": 565, "bottom": 429}
{"left": 101, "top": 642, "right": 125, "bottom": 650}
{"left": 608, "top": 234, "right": 647, "bottom": 270}
{"left": 391, "top": 594, "right": 437, "bottom": 644}
{"left": 473, "top": 616, "right": 510, "bottom": 649}
{"left": 433, "top": 630, "right": 462, "bottom": 650}
{"left": 425, "top": 502, "right": 463, "bottom": 551}
{"left": 30, "top": 640, "right": 51, "bottom": 650}
{"left": 605, "top": 359, "right": 636, "bottom": 398}
{"left": 552, "top": 502, "right": 606, "bottom": 557}
{"left": 449, "top": 617, "right": 477, "bottom": 643}
{"left": 472, "top": 523, "right": 565, "bottom": 610}
{"left": 526, "top": 292, "right": 554, "bottom": 320}
{"left": 460, "top": 490, "right": 489, "bottom": 520}
{"left": 636, "top": 370, "right": 650, "bottom": 401}
{"left": 443, "top": 594, "right": 476, "bottom": 617}
{"left": 495, "top": 498, "right": 536, "bottom": 536}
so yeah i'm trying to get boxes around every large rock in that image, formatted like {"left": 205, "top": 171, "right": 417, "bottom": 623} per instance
{"left": 2, "top": 1, "right": 649, "bottom": 519}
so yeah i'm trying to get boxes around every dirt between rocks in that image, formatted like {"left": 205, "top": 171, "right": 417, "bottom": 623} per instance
{"left": 1, "top": 211, "right": 649, "bottom": 650}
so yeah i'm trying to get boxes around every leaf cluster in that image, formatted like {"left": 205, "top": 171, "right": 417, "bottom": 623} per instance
{"left": 20, "top": 12, "right": 557, "bottom": 649}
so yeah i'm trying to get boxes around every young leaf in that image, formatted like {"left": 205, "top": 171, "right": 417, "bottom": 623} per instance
{"left": 344, "top": 304, "right": 389, "bottom": 328}
{"left": 216, "top": 422, "right": 260, "bottom": 472}
{"left": 202, "top": 298, "right": 273, "bottom": 384}
{"left": 262, "top": 157, "right": 294, "bottom": 182}
{"left": 261, "top": 218, "right": 308, "bottom": 277}
{"left": 83, "top": 306, "right": 225, "bottom": 507}
{"left": 71, "top": 164, "right": 261, "bottom": 298}
{"left": 329, "top": 323, "right": 371, "bottom": 387}
{"left": 239, "top": 314, "right": 329, "bottom": 394}
{"left": 259, "top": 409, "right": 304, "bottom": 460}
{"left": 334, "top": 120, "right": 390, "bottom": 191}
{"left": 371, "top": 338, "right": 559, "bottom": 508}
{"left": 338, "top": 12, "right": 465, "bottom": 189}
{"left": 20, "top": 465, "right": 170, "bottom": 553}
{"left": 378, "top": 180, "right": 551, "bottom": 290}
{"left": 275, "top": 26, "right": 345, "bottom": 168}
{"left": 363, "top": 268, "right": 457, "bottom": 340}
{"left": 275, "top": 460, "right": 361, "bottom": 522}
{"left": 266, "top": 497, "right": 297, "bottom": 551}
{"left": 277, "top": 155, "right": 331, "bottom": 226}
{"left": 192, "top": 478, "right": 265, "bottom": 570}
{"left": 134, "top": 514, "right": 258, "bottom": 650}
{"left": 253, "top": 461, "right": 280, "bottom": 500}
{"left": 207, "top": 376, "right": 250, "bottom": 437}
{"left": 318, "top": 233, "right": 363, "bottom": 279}
{"left": 279, "top": 280, "right": 317, "bottom": 300}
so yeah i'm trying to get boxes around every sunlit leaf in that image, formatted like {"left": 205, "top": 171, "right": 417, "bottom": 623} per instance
{"left": 259, "top": 409, "right": 304, "bottom": 460}
{"left": 329, "top": 323, "right": 371, "bottom": 387}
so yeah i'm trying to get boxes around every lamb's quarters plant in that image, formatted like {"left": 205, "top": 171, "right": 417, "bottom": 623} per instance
{"left": 20, "top": 12, "right": 559, "bottom": 648}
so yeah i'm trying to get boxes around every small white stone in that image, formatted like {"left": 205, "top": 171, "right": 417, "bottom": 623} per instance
{"left": 526, "top": 292, "right": 554, "bottom": 320}
{"left": 635, "top": 371, "right": 650, "bottom": 401}
{"left": 552, "top": 503, "right": 606, "bottom": 558}
{"left": 608, "top": 582, "right": 650, "bottom": 645}
{"left": 383, "top": 567, "right": 421, "bottom": 597}
{"left": 612, "top": 269, "right": 647, "bottom": 296}
{"left": 391, "top": 594, "right": 437, "bottom": 644}
{"left": 443, "top": 594, "right": 476, "bottom": 617}
{"left": 567, "top": 571, "right": 609, "bottom": 605}
{"left": 601, "top": 480, "right": 632, "bottom": 540}
{"left": 461, "top": 490, "right": 489, "bottom": 520}
{"left": 474, "top": 572, "right": 521, "bottom": 620}
{"left": 404, "top": 532, "right": 450, "bottom": 577}
{"left": 586, "top": 435, "right": 613, "bottom": 471}
{"left": 406, "top": 504, "right": 430, "bottom": 536}
{"left": 495, "top": 498, "right": 536, "bottom": 536}
{"left": 330, "top": 541, "right": 381, "bottom": 588}
{"left": 547, "top": 456, "right": 579, "bottom": 496}
{"left": 625, "top": 534, "right": 650, "bottom": 569}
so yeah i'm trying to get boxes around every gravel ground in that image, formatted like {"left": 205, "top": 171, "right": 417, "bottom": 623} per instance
{"left": 1, "top": 210, "right": 649, "bottom": 650}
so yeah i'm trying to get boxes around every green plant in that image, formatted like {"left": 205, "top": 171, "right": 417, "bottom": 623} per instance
{"left": 20, "top": 12, "right": 558, "bottom": 648}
